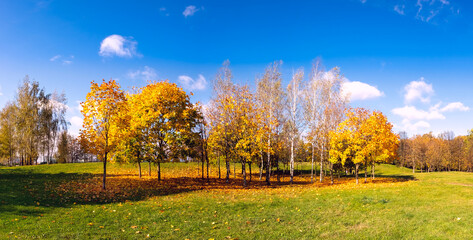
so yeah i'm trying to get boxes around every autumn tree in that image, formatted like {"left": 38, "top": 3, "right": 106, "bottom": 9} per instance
{"left": 397, "top": 131, "right": 410, "bottom": 167}
{"left": 304, "top": 60, "right": 347, "bottom": 183}
{"left": 285, "top": 68, "right": 304, "bottom": 184}
{"left": 329, "top": 109, "right": 398, "bottom": 184}
{"left": 256, "top": 61, "right": 284, "bottom": 185}
{"left": 207, "top": 61, "right": 237, "bottom": 183}
{"left": 196, "top": 105, "right": 210, "bottom": 180}
{"left": 15, "top": 76, "right": 48, "bottom": 165}
{"left": 329, "top": 108, "right": 370, "bottom": 184}
{"left": 56, "top": 130, "right": 68, "bottom": 163}
{"left": 127, "top": 81, "right": 199, "bottom": 181}
{"left": 80, "top": 79, "right": 127, "bottom": 190}
{"left": 233, "top": 85, "right": 264, "bottom": 186}
{"left": 0, "top": 102, "right": 17, "bottom": 166}
{"left": 39, "top": 91, "right": 68, "bottom": 164}
{"left": 464, "top": 130, "right": 473, "bottom": 171}
{"left": 361, "top": 111, "right": 399, "bottom": 180}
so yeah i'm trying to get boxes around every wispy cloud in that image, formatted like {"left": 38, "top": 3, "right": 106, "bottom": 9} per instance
{"left": 361, "top": 0, "right": 459, "bottom": 23}
{"left": 50, "top": 55, "right": 61, "bottom": 62}
{"left": 159, "top": 7, "right": 170, "bottom": 16}
{"left": 99, "top": 34, "right": 139, "bottom": 58}
{"left": 341, "top": 80, "right": 384, "bottom": 101}
{"left": 394, "top": 4, "right": 405, "bottom": 15}
{"left": 178, "top": 74, "right": 207, "bottom": 90}
{"left": 183, "top": 5, "right": 199, "bottom": 17}
{"left": 128, "top": 66, "right": 158, "bottom": 81}
{"left": 50, "top": 55, "right": 74, "bottom": 65}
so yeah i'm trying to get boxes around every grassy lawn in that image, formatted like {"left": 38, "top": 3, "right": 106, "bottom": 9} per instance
{"left": 1, "top": 162, "right": 473, "bottom": 239}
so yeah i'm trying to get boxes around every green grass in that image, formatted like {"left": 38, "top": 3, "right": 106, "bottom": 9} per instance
{"left": 1, "top": 162, "right": 473, "bottom": 239}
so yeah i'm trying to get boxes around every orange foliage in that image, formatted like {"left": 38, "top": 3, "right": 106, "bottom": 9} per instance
{"left": 54, "top": 167, "right": 411, "bottom": 204}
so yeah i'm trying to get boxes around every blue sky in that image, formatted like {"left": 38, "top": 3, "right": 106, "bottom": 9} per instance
{"left": 1, "top": 0, "right": 473, "bottom": 137}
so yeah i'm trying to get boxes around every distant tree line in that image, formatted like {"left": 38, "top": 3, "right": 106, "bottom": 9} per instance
{"left": 397, "top": 130, "right": 473, "bottom": 172}
{"left": 0, "top": 76, "right": 89, "bottom": 166}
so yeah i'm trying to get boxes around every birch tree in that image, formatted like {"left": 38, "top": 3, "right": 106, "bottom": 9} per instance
{"left": 207, "top": 60, "right": 236, "bottom": 183}
{"left": 256, "top": 61, "right": 284, "bottom": 185}
{"left": 286, "top": 68, "right": 304, "bottom": 184}
{"left": 0, "top": 102, "right": 17, "bottom": 166}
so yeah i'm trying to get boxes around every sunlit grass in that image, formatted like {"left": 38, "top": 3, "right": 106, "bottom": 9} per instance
{"left": 1, "top": 162, "right": 473, "bottom": 239}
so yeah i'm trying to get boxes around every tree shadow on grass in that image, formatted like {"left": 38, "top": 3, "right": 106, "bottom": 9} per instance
{"left": 0, "top": 169, "right": 95, "bottom": 217}
{"left": 291, "top": 169, "right": 416, "bottom": 182}
{"left": 0, "top": 167, "right": 415, "bottom": 217}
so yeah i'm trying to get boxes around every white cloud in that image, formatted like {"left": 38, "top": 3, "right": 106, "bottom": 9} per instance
{"left": 50, "top": 55, "right": 61, "bottom": 62}
{"left": 392, "top": 105, "right": 445, "bottom": 120}
{"left": 341, "top": 81, "right": 383, "bottom": 101}
{"left": 441, "top": 102, "right": 470, "bottom": 112}
{"left": 178, "top": 74, "right": 207, "bottom": 90}
{"left": 70, "top": 116, "right": 82, "bottom": 127}
{"left": 400, "top": 119, "right": 431, "bottom": 133}
{"left": 128, "top": 66, "right": 157, "bottom": 81}
{"left": 0, "top": 85, "right": 3, "bottom": 96}
{"left": 183, "top": 5, "right": 199, "bottom": 17}
{"left": 72, "top": 100, "right": 82, "bottom": 113}
{"left": 394, "top": 5, "right": 405, "bottom": 15}
{"left": 62, "top": 60, "right": 72, "bottom": 65}
{"left": 99, "top": 34, "right": 139, "bottom": 58}
{"left": 69, "top": 116, "right": 83, "bottom": 136}
{"left": 404, "top": 78, "right": 434, "bottom": 103}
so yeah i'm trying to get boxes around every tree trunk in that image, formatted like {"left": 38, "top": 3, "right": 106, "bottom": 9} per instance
{"left": 276, "top": 156, "right": 280, "bottom": 183}
{"left": 320, "top": 143, "right": 324, "bottom": 183}
{"left": 157, "top": 161, "right": 161, "bottom": 181}
{"left": 148, "top": 161, "right": 151, "bottom": 177}
{"left": 242, "top": 158, "right": 247, "bottom": 187}
{"left": 226, "top": 160, "right": 230, "bottom": 183}
{"left": 103, "top": 152, "right": 107, "bottom": 190}
{"left": 47, "top": 146, "right": 50, "bottom": 165}
{"left": 206, "top": 150, "right": 210, "bottom": 181}
{"left": 233, "top": 161, "right": 236, "bottom": 178}
{"left": 364, "top": 165, "right": 367, "bottom": 183}
{"left": 259, "top": 151, "right": 264, "bottom": 180}
{"left": 355, "top": 163, "right": 359, "bottom": 185}
{"left": 330, "top": 162, "right": 334, "bottom": 185}
{"left": 201, "top": 151, "right": 205, "bottom": 179}
{"left": 371, "top": 164, "right": 375, "bottom": 180}
{"left": 311, "top": 143, "right": 314, "bottom": 183}
{"left": 138, "top": 160, "right": 142, "bottom": 178}
{"left": 218, "top": 153, "right": 221, "bottom": 179}
{"left": 290, "top": 138, "right": 294, "bottom": 184}
{"left": 249, "top": 162, "right": 252, "bottom": 182}
{"left": 266, "top": 139, "right": 271, "bottom": 186}
{"left": 225, "top": 150, "right": 230, "bottom": 183}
